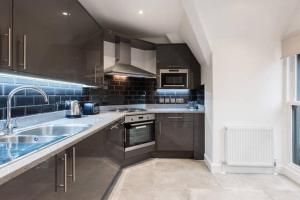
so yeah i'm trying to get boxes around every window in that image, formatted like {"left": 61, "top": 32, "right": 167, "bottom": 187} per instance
{"left": 289, "top": 54, "right": 300, "bottom": 167}
{"left": 297, "top": 55, "right": 300, "bottom": 101}
{"left": 293, "top": 106, "right": 300, "bottom": 166}
{"left": 284, "top": 54, "right": 300, "bottom": 167}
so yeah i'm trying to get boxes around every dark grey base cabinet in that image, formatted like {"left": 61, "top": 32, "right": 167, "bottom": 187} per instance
{"left": 0, "top": 119, "right": 125, "bottom": 200}
{"left": 0, "top": 157, "right": 56, "bottom": 200}
{"left": 155, "top": 113, "right": 204, "bottom": 159}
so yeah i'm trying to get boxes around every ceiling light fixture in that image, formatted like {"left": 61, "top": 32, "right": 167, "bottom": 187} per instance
{"left": 138, "top": 10, "right": 144, "bottom": 15}
{"left": 62, "top": 11, "right": 71, "bottom": 16}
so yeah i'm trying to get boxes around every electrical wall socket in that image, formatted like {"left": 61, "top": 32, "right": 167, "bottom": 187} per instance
{"left": 175, "top": 98, "right": 184, "bottom": 104}
{"left": 159, "top": 98, "right": 165, "bottom": 104}
{"left": 164, "top": 97, "right": 170, "bottom": 104}
{"left": 170, "top": 98, "right": 176, "bottom": 104}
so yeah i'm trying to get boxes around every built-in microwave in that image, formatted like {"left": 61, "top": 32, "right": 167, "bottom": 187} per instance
{"left": 160, "top": 69, "right": 189, "bottom": 88}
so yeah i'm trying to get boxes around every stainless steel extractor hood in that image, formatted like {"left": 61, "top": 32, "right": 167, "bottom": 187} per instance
{"left": 104, "top": 42, "right": 156, "bottom": 78}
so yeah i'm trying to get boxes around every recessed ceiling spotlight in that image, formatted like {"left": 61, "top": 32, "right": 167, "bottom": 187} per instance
{"left": 62, "top": 11, "right": 71, "bottom": 16}
{"left": 138, "top": 10, "right": 144, "bottom": 15}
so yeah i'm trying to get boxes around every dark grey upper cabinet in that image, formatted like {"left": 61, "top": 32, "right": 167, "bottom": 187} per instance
{"left": 68, "top": 1, "right": 104, "bottom": 86}
{"left": 11, "top": 0, "right": 103, "bottom": 85}
{"left": 156, "top": 44, "right": 201, "bottom": 89}
{"left": 0, "top": 0, "right": 12, "bottom": 70}
{"left": 156, "top": 113, "right": 194, "bottom": 151}
{"left": 13, "top": 0, "right": 71, "bottom": 79}
{"left": 156, "top": 44, "right": 192, "bottom": 69}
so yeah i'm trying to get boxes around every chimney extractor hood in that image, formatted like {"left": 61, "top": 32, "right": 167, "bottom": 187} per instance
{"left": 104, "top": 42, "right": 156, "bottom": 78}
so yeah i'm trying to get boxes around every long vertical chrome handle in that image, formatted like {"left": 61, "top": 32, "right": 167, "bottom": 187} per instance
{"left": 8, "top": 28, "right": 12, "bottom": 67}
{"left": 72, "top": 147, "right": 75, "bottom": 182}
{"left": 124, "top": 128, "right": 127, "bottom": 144}
{"left": 62, "top": 153, "right": 67, "bottom": 192}
{"left": 94, "top": 65, "right": 97, "bottom": 83}
{"left": 159, "top": 121, "right": 162, "bottom": 136}
{"left": 55, "top": 154, "right": 68, "bottom": 192}
{"left": 68, "top": 147, "right": 76, "bottom": 182}
{"left": 23, "top": 35, "right": 27, "bottom": 70}
{"left": 55, "top": 155, "right": 58, "bottom": 192}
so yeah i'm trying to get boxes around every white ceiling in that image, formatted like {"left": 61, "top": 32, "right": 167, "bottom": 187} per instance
{"left": 79, "top": 0, "right": 184, "bottom": 42}
{"left": 192, "top": 0, "right": 300, "bottom": 48}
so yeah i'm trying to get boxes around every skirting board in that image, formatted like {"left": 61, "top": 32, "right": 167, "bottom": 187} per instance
{"left": 223, "top": 165, "right": 274, "bottom": 174}
{"left": 280, "top": 164, "right": 300, "bottom": 185}
{"left": 204, "top": 154, "right": 276, "bottom": 174}
{"left": 204, "top": 154, "right": 222, "bottom": 173}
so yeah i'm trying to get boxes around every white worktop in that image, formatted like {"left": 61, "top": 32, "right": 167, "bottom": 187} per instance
{"left": 0, "top": 106, "right": 204, "bottom": 185}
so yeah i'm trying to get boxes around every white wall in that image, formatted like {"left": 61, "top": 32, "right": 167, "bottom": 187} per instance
{"left": 179, "top": 0, "right": 214, "bottom": 166}
{"left": 186, "top": 0, "right": 299, "bottom": 171}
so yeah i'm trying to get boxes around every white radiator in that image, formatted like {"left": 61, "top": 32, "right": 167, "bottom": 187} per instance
{"left": 224, "top": 126, "right": 274, "bottom": 167}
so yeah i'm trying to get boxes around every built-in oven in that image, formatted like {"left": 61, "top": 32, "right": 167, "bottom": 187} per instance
{"left": 123, "top": 114, "right": 155, "bottom": 153}
{"left": 160, "top": 69, "right": 189, "bottom": 88}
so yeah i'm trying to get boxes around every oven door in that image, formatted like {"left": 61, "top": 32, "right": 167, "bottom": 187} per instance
{"left": 160, "top": 69, "right": 188, "bottom": 88}
{"left": 124, "top": 121, "right": 155, "bottom": 149}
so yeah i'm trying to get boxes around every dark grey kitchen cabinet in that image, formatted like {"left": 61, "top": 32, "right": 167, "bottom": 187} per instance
{"left": 105, "top": 119, "right": 125, "bottom": 167}
{"left": 193, "top": 113, "right": 205, "bottom": 160}
{"left": 156, "top": 44, "right": 191, "bottom": 68}
{"left": 156, "top": 44, "right": 201, "bottom": 89}
{"left": 0, "top": 156, "right": 57, "bottom": 200}
{"left": 155, "top": 113, "right": 205, "bottom": 159}
{"left": 0, "top": 120, "right": 125, "bottom": 200}
{"left": 12, "top": 0, "right": 71, "bottom": 80}
{"left": 52, "top": 124, "right": 124, "bottom": 200}
{"left": 0, "top": 0, "right": 12, "bottom": 70}
{"left": 156, "top": 113, "right": 194, "bottom": 152}
{"left": 11, "top": 0, "right": 103, "bottom": 85}
{"left": 67, "top": 1, "right": 104, "bottom": 86}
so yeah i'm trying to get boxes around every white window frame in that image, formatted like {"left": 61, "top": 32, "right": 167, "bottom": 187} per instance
{"left": 286, "top": 54, "right": 300, "bottom": 168}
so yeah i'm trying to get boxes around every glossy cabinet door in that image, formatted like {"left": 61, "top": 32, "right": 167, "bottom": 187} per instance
{"left": 193, "top": 113, "right": 205, "bottom": 160}
{"left": 0, "top": 157, "right": 57, "bottom": 200}
{"left": 156, "top": 113, "right": 194, "bottom": 151}
{"left": 12, "top": 0, "right": 103, "bottom": 85}
{"left": 56, "top": 125, "right": 123, "bottom": 200}
{"left": 67, "top": 1, "right": 104, "bottom": 86}
{"left": 0, "top": 0, "right": 12, "bottom": 69}
{"left": 105, "top": 119, "right": 125, "bottom": 167}
{"left": 13, "top": 0, "right": 71, "bottom": 80}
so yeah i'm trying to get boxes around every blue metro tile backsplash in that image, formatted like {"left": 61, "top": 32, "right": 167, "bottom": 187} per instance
{"left": 0, "top": 74, "right": 87, "bottom": 120}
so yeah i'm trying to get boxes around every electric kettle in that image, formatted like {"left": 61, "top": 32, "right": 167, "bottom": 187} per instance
{"left": 65, "top": 100, "right": 82, "bottom": 118}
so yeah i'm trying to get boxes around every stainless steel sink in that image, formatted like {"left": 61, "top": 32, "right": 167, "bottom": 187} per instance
{"left": 0, "top": 135, "right": 59, "bottom": 143}
{"left": 0, "top": 124, "right": 92, "bottom": 165}
{"left": 15, "top": 124, "right": 92, "bottom": 137}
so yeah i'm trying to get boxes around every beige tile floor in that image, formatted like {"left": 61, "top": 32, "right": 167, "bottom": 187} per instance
{"left": 108, "top": 159, "right": 300, "bottom": 200}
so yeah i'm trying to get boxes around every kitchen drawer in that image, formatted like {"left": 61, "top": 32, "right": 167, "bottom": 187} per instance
{"left": 157, "top": 113, "right": 193, "bottom": 122}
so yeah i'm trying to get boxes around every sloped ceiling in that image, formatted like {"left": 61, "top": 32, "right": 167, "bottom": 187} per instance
{"left": 79, "top": 0, "right": 184, "bottom": 43}
{"left": 191, "top": 0, "right": 300, "bottom": 49}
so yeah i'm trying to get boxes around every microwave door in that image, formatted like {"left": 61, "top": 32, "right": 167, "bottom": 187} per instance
{"left": 161, "top": 73, "right": 187, "bottom": 88}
